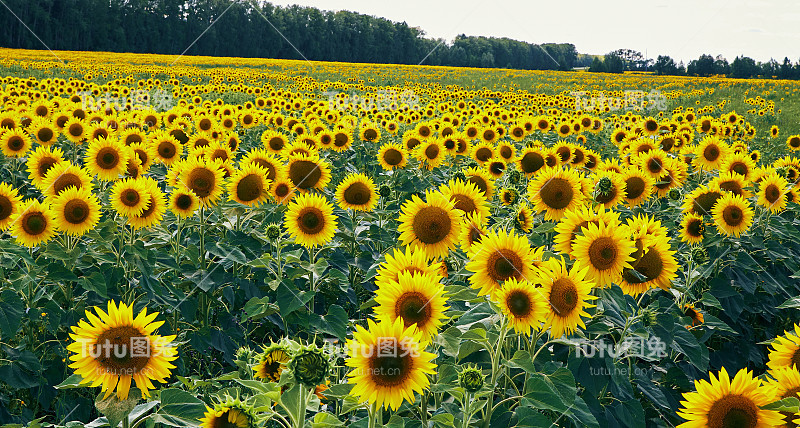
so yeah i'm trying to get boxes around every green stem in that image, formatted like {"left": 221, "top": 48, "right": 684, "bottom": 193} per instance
{"left": 483, "top": 322, "right": 508, "bottom": 428}
{"left": 462, "top": 391, "right": 472, "bottom": 428}
{"left": 421, "top": 390, "right": 428, "bottom": 426}
{"left": 295, "top": 385, "right": 308, "bottom": 428}
{"left": 368, "top": 402, "right": 379, "bottom": 428}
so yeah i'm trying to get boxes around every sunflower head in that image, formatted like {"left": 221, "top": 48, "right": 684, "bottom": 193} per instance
{"left": 458, "top": 364, "right": 485, "bottom": 393}
{"left": 200, "top": 395, "right": 259, "bottom": 428}
{"left": 289, "top": 344, "right": 332, "bottom": 387}
{"left": 253, "top": 342, "right": 291, "bottom": 383}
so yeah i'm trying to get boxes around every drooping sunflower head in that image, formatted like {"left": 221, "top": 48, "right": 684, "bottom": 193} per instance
{"left": 374, "top": 270, "right": 449, "bottom": 341}
{"left": 66, "top": 300, "right": 177, "bottom": 400}
{"left": 336, "top": 173, "right": 378, "bottom": 212}
{"left": 397, "top": 190, "right": 463, "bottom": 260}
{"left": 515, "top": 203, "right": 534, "bottom": 233}
{"left": 200, "top": 396, "right": 258, "bottom": 428}
{"left": 677, "top": 368, "right": 784, "bottom": 428}
{"left": 619, "top": 222, "right": 678, "bottom": 296}
{"left": 253, "top": 342, "right": 290, "bottom": 383}
{"left": 283, "top": 192, "right": 338, "bottom": 248}
{"left": 346, "top": 318, "right": 437, "bottom": 411}
{"left": 289, "top": 343, "right": 332, "bottom": 387}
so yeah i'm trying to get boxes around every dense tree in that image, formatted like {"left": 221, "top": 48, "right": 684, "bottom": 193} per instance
{"left": 0, "top": 0, "right": 575, "bottom": 70}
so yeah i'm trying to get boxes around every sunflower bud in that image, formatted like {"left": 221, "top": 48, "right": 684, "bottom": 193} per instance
{"left": 668, "top": 188, "right": 681, "bottom": 201}
{"left": 453, "top": 171, "right": 467, "bottom": 182}
{"left": 379, "top": 185, "right": 391, "bottom": 198}
{"left": 509, "top": 170, "right": 522, "bottom": 184}
{"left": 265, "top": 223, "right": 281, "bottom": 240}
{"left": 459, "top": 365, "right": 484, "bottom": 393}
{"left": 289, "top": 344, "right": 331, "bottom": 387}
{"left": 691, "top": 247, "right": 709, "bottom": 265}
{"left": 597, "top": 176, "right": 613, "bottom": 196}
{"left": 235, "top": 346, "right": 254, "bottom": 364}
{"left": 465, "top": 161, "right": 479, "bottom": 170}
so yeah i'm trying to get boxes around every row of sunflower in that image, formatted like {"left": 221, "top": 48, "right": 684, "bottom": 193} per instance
{"left": 0, "top": 53, "right": 800, "bottom": 428}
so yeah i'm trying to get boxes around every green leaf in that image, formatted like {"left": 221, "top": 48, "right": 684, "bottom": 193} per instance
{"left": 762, "top": 397, "right": 800, "bottom": 413}
{"left": 241, "top": 296, "right": 279, "bottom": 322}
{"left": 506, "top": 350, "right": 537, "bottom": 374}
{"left": 0, "top": 289, "right": 23, "bottom": 339}
{"left": 276, "top": 281, "right": 314, "bottom": 316}
{"left": 55, "top": 373, "right": 85, "bottom": 389}
{"left": 156, "top": 388, "right": 205, "bottom": 426}
{"left": 95, "top": 388, "right": 141, "bottom": 428}
{"left": 777, "top": 296, "right": 800, "bottom": 309}
{"left": 310, "top": 304, "right": 349, "bottom": 340}
{"left": 672, "top": 327, "right": 709, "bottom": 370}
{"left": 430, "top": 413, "right": 454, "bottom": 428}
{"left": 311, "top": 412, "right": 344, "bottom": 428}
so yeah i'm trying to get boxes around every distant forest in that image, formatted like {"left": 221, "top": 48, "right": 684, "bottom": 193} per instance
{"left": 0, "top": 0, "right": 577, "bottom": 70}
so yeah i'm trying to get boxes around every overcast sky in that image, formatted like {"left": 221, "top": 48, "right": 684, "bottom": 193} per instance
{"left": 269, "top": 0, "right": 800, "bottom": 63}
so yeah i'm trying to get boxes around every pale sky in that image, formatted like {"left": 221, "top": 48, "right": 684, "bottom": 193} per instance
{"left": 269, "top": 0, "right": 800, "bottom": 64}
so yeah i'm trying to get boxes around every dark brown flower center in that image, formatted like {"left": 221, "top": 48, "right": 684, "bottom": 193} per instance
{"left": 506, "top": 290, "right": 532, "bottom": 318}
{"left": 236, "top": 174, "right": 263, "bottom": 202}
{"left": 722, "top": 205, "right": 743, "bottom": 226}
{"left": 520, "top": 152, "right": 544, "bottom": 174}
{"left": 706, "top": 394, "right": 758, "bottom": 428}
{"left": 486, "top": 249, "right": 523, "bottom": 283}
{"left": 368, "top": 339, "right": 413, "bottom": 387}
{"left": 550, "top": 278, "right": 578, "bottom": 316}
{"left": 188, "top": 168, "right": 215, "bottom": 198}
{"left": 588, "top": 237, "right": 618, "bottom": 271}
{"left": 395, "top": 291, "right": 432, "bottom": 327}
{"left": 343, "top": 182, "right": 371, "bottom": 206}
{"left": 93, "top": 326, "right": 151, "bottom": 375}
{"left": 64, "top": 199, "right": 90, "bottom": 224}
{"left": 289, "top": 160, "right": 322, "bottom": 190}
{"left": 539, "top": 177, "right": 574, "bottom": 210}
{"left": 96, "top": 147, "right": 120, "bottom": 170}
{"left": 298, "top": 208, "right": 324, "bottom": 235}
{"left": 175, "top": 194, "right": 193, "bottom": 210}
{"left": 412, "top": 206, "right": 452, "bottom": 244}
{"left": 383, "top": 148, "right": 403, "bottom": 166}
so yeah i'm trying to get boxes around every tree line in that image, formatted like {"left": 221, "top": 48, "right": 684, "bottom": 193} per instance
{"left": 0, "top": 0, "right": 577, "bottom": 70}
{"left": 590, "top": 49, "right": 800, "bottom": 80}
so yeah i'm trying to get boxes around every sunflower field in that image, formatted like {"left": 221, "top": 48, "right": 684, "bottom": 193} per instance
{"left": 2, "top": 48, "right": 800, "bottom": 428}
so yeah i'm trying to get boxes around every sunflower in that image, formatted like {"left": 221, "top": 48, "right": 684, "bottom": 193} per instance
{"left": 471, "top": 142, "right": 494, "bottom": 165}
{"left": 375, "top": 245, "right": 443, "bottom": 292}
{"left": 269, "top": 177, "right": 297, "bottom": 205}
{"left": 572, "top": 220, "right": 635, "bottom": 288}
{"left": 694, "top": 136, "right": 729, "bottom": 171}
{"left": 485, "top": 156, "right": 506, "bottom": 179}
{"left": 286, "top": 153, "right": 331, "bottom": 192}
{"left": 517, "top": 147, "right": 546, "bottom": 177}
{"left": 683, "top": 304, "right": 705, "bottom": 327}
{"left": 515, "top": 203, "right": 534, "bottom": 233}
{"left": 494, "top": 278, "right": 547, "bottom": 336}
{"left": 528, "top": 167, "right": 585, "bottom": 221}
{"left": 787, "top": 135, "right": 800, "bottom": 152}
{"left": 540, "top": 258, "right": 597, "bottom": 338}
{"left": 553, "top": 205, "right": 621, "bottom": 257}
{"left": 677, "top": 367, "right": 783, "bottom": 428}
{"left": 253, "top": 342, "right": 290, "bottom": 383}
{"left": 757, "top": 172, "right": 789, "bottom": 213}
{"left": 336, "top": 173, "right": 378, "bottom": 212}
{"left": 466, "top": 229, "right": 537, "bottom": 298}
{"left": 41, "top": 162, "right": 95, "bottom": 198}
{"left": 240, "top": 149, "right": 283, "bottom": 182}
{"left": 346, "top": 318, "right": 437, "bottom": 411}
{"left": 199, "top": 396, "right": 257, "bottom": 428}
{"left": 712, "top": 193, "right": 754, "bottom": 237}
{"left": 438, "top": 179, "right": 490, "bottom": 220}
{"left": 227, "top": 164, "right": 271, "bottom": 207}
{"left": 63, "top": 117, "right": 86, "bottom": 143}
{"left": 128, "top": 180, "right": 166, "bottom": 230}
{"left": 359, "top": 123, "right": 381, "bottom": 142}
{"left": 202, "top": 140, "right": 233, "bottom": 164}
{"left": 463, "top": 166, "right": 496, "bottom": 199}
{"left": 179, "top": 157, "right": 225, "bottom": 207}
{"left": 682, "top": 183, "right": 723, "bottom": 216}
{"left": 130, "top": 142, "right": 154, "bottom": 174}
{"left": 0, "top": 128, "right": 32, "bottom": 157}
{"left": 679, "top": 213, "right": 705, "bottom": 244}
{"left": 29, "top": 118, "right": 59, "bottom": 146}
{"left": 66, "top": 301, "right": 176, "bottom": 400}
{"left": 0, "top": 182, "right": 21, "bottom": 234}
{"left": 592, "top": 171, "right": 625, "bottom": 209}
{"left": 331, "top": 129, "right": 353, "bottom": 152}
{"left": 721, "top": 151, "right": 756, "bottom": 180}
{"left": 169, "top": 186, "right": 199, "bottom": 218}
{"left": 619, "top": 231, "right": 678, "bottom": 296}
{"left": 49, "top": 186, "right": 101, "bottom": 236}
{"left": 458, "top": 212, "right": 487, "bottom": 256}
{"left": 764, "top": 368, "right": 800, "bottom": 428}
{"left": 416, "top": 138, "right": 445, "bottom": 170}
{"left": 397, "top": 191, "right": 463, "bottom": 260}
{"left": 111, "top": 178, "right": 151, "bottom": 217}
{"left": 377, "top": 143, "right": 408, "bottom": 170}
{"left": 284, "top": 192, "right": 337, "bottom": 248}
{"left": 83, "top": 137, "right": 129, "bottom": 181}
{"left": 768, "top": 324, "right": 800, "bottom": 372}
{"left": 710, "top": 172, "right": 753, "bottom": 199}
{"left": 374, "top": 270, "right": 448, "bottom": 341}
{"left": 26, "top": 145, "right": 64, "bottom": 188}
{"left": 151, "top": 132, "right": 183, "bottom": 166}
{"left": 499, "top": 188, "right": 518, "bottom": 206}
